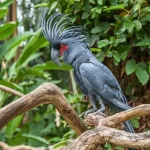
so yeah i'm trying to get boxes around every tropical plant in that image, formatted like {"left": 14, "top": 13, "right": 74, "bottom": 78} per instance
{"left": 0, "top": 0, "right": 149, "bottom": 149}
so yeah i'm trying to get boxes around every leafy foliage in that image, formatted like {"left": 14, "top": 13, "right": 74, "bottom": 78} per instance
{"left": 0, "top": 0, "right": 149, "bottom": 149}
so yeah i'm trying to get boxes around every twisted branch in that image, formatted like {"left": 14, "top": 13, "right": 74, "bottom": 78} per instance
{"left": 0, "top": 83, "right": 150, "bottom": 150}
{"left": 0, "top": 83, "right": 87, "bottom": 135}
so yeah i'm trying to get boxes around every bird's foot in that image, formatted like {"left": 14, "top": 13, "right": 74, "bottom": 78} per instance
{"left": 79, "top": 108, "right": 97, "bottom": 118}
{"left": 92, "top": 110, "right": 106, "bottom": 117}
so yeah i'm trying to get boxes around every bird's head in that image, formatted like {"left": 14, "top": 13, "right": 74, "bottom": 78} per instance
{"left": 41, "top": 11, "right": 89, "bottom": 65}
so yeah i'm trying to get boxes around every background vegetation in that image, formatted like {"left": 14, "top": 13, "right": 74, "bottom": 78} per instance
{"left": 0, "top": 0, "right": 149, "bottom": 149}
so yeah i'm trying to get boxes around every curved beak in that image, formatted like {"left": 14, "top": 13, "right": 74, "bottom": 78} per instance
{"left": 51, "top": 48, "right": 61, "bottom": 66}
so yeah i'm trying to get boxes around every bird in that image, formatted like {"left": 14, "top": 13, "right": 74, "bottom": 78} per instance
{"left": 41, "top": 11, "right": 134, "bottom": 133}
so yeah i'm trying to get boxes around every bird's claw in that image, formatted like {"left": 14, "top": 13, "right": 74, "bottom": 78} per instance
{"left": 79, "top": 108, "right": 97, "bottom": 118}
{"left": 80, "top": 109, "right": 106, "bottom": 118}
{"left": 92, "top": 110, "right": 106, "bottom": 117}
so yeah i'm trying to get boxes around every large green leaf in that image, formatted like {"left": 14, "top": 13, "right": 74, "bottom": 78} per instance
{"left": 22, "top": 134, "right": 49, "bottom": 146}
{"left": 133, "top": 20, "right": 142, "bottom": 31}
{"left": 0, "top": 7, "right": 8, "bottom": 19}
{"left": 53, "top": 140, "right": 68, "bottom": 149}
{"left": 104, "top": 4, "right": 124, "bottom": 11}
{"left": 133, "top": 2, "right": 140, "bottom": 12}
{"left": 125, "top": 59, "right": 136, "bottom": 75}
{"left": 5, "top": 115, "right": 23, "bottom": 139}
{"left": 135, "top": 65, "right": 149, "bottom": 85}
{"left": 82, "top": 11, "right": 90, "bottom": 19}
{"left": 123, "top": 21, "right": 135, "bottom": 30}
{"left": 0, "top": 80, "right": 23, "bottom": 92}
{"left": 131, "top": 117, "right": 140, "bottom": 128}
{"left": 49, "top": 1, "right": 58, "bottom": 13}
{"left": 0, "top": 21, "right": 16, "bottom": 40}
{"left": 89, "top": 0, "right": 95, "bottom": 4}
{"left": 0, "top": 32, "right": 34, "bottom": 61}
{"left": 112, "top": 51, "right": 120, "bottom": 63}
{"left": 136, "top": 38, "right": 150, "bottom": 46}
{"left": 0, "top": 0, "right": 14, "bottom": 8}
{"left": 16, "top": 29, "right": 49, "bottom": 68}
{"left": 33, "top": 61, "right": 72, "bottom": 71}
{"left": 142, "top": 6, "right": 150, "bottom": 12}
{"left": 98, "top": 39, "right": 109, "bottom": 48}
{"left": 97, "top": 0, "right": 103, "bottom": 5}
{"left": 34, "top": 3, "right": 47, "bottom": 8}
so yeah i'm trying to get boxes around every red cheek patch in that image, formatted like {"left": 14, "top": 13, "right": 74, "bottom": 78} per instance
{"left": 60, "top": 44, "right": 68, "bottom": 56}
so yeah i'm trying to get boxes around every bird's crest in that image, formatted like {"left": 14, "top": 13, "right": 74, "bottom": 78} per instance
{"left": 41, "top": 10, "right": 89, "bottom": 46}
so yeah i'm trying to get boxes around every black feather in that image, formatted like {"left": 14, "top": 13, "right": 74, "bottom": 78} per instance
{"left": 41, "top": 10, "right": 89, "bottom": 46}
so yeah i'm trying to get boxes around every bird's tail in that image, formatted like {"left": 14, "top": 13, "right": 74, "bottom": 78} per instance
{"left": 124, "top": 120, "right": 135, "bottom": 133}
{"left": 116, "top": 107, "right": 135, "bottom": 133}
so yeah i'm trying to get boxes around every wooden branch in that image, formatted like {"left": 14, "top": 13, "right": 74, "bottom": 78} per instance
{"left": 0, "top": 85, "right": 24, "bottom": 97}
{"left": 65, "top": 126, "right": 150, "bottom": 150}
{"left": 84, "top": 104, "right": 150, "bottom": 128}
{"left": 0, "top": 142, "right": 36, "bottom": 150}
{"left": 1, "top": 83, "right": 150, "bottom": 149}
{"left": 0, "top": 83, "right": 87, "bottom": 135}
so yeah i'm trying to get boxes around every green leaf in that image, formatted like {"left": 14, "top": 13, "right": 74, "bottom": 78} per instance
{"left": 89, "top": 34, "right": 99, "bottom": 46}
{"left": 49, "top": 1, "right": 58, "bottom": 13}
{"left": 91, "top": 26, "right": 104, "bottom": 33}
{"left": 133, "top": 3, "right": 140, "bottom": 12}
{"left": 0, "top": 32, "right": 34, "bottom": 61}
{"left": 19, "top": 53, "right": 42, "bottom": 68}
{"left": 96, "top": 7, "right": 102, "bottom": 14}
{"left": 0, "top": 7, "right": 8, "bottom": 19}
{"left": 137, "top": 62, "right": 148, "bottom": 71}
{"left": 91, "top": 48, "right": 101, "bottom": 52}
{"left": 0, "top": 80, "right": 23, "bottom": 92}
{"left": 81, "top": 11, "right": 90, "bottom": 19}
{"left": 0, "top": 21, "right": 16, "bottom": 40}
{"left": 133, "top": 20, "right": 142, "bottom": 31}
{"left": 97, "top": 0, "right": 103, "bottom": 5}
{"left": 131, "top": 118, "right": 140, "bottom": 128}
{"left": 16, "top": 29, "right": 48, "bottom": 68}
{"left": 112, "top": 51, "right": 120, "bottom": 62}
{"left": 117, "top": 45, "right": 131, "bottom": 60}
{"left": 0, "top": 0, "right": 14, "bottom": 8}
{"left": 135, "top": 65, "right": 149, "bottom": 85}
{"left": 125, "top": 59, "right": 136, "bottom": 75}
{"left": 123, "top": 21, "right": 134, "bottom": 30}
{"left": 89, "top": 0, "right": 95, "bottom": 4}
{"left": 142, "top": 6, "right": 150, "bottom": 12}
{"left": 116, "top": 146, "right": 125, "bottom": 150}
{"left": 5, "top": 115, "right": 23, "bottom": 139}
{"left": 91, "top": 23, "right": 110, "bottom": 34}
{"left": 114, "top": 22, "right": 125, "bottom": 35}
{"left": 22, "top": 134, "right": 49, "bottom": 146}
{"left": 33, "top": 61, "right": 72, "bottom": 71}
{"left": 34, "top": 3, "right": 47, "bottom": 8}
{"left": 136, "top": 41, "right": 150, "bottom": 46}
{"left": 53, "top": 140, "right": 68, "bottom": 149}
{"left": 104, "top": 4, "right": 124, "bottom": 11}
{"left": 104, "top": 143, "right": 112, "bottom": 150}
{"left": 98, "top": 39, "right": 109, "bottom": 48}
{"left": 5, "top": 46, "right": 18, "bottom": 62}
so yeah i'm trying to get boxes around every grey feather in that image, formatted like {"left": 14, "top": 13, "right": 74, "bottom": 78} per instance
{"left": 41, "top": 11, "right": 134, "bottom": 133}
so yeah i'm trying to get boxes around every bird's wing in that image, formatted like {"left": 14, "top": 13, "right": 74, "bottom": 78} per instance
{"left": 74, "top": 71, "right": 88, "bottom": 96}
{"left": 90, "top": 59, "right": 128, "bottom": 104}
{"left": 79, "top": 60, "right": 130, "bottom": 110}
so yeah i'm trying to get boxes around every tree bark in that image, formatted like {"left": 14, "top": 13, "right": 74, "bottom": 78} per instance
{"left": 0, "top": 83, "right": 87, "bottom": 135}
{"left": 0, "top": 83, "right": 150, "bottom": 150}
{"left": 65, "top": 126, "right": 150, "bottom": 150}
